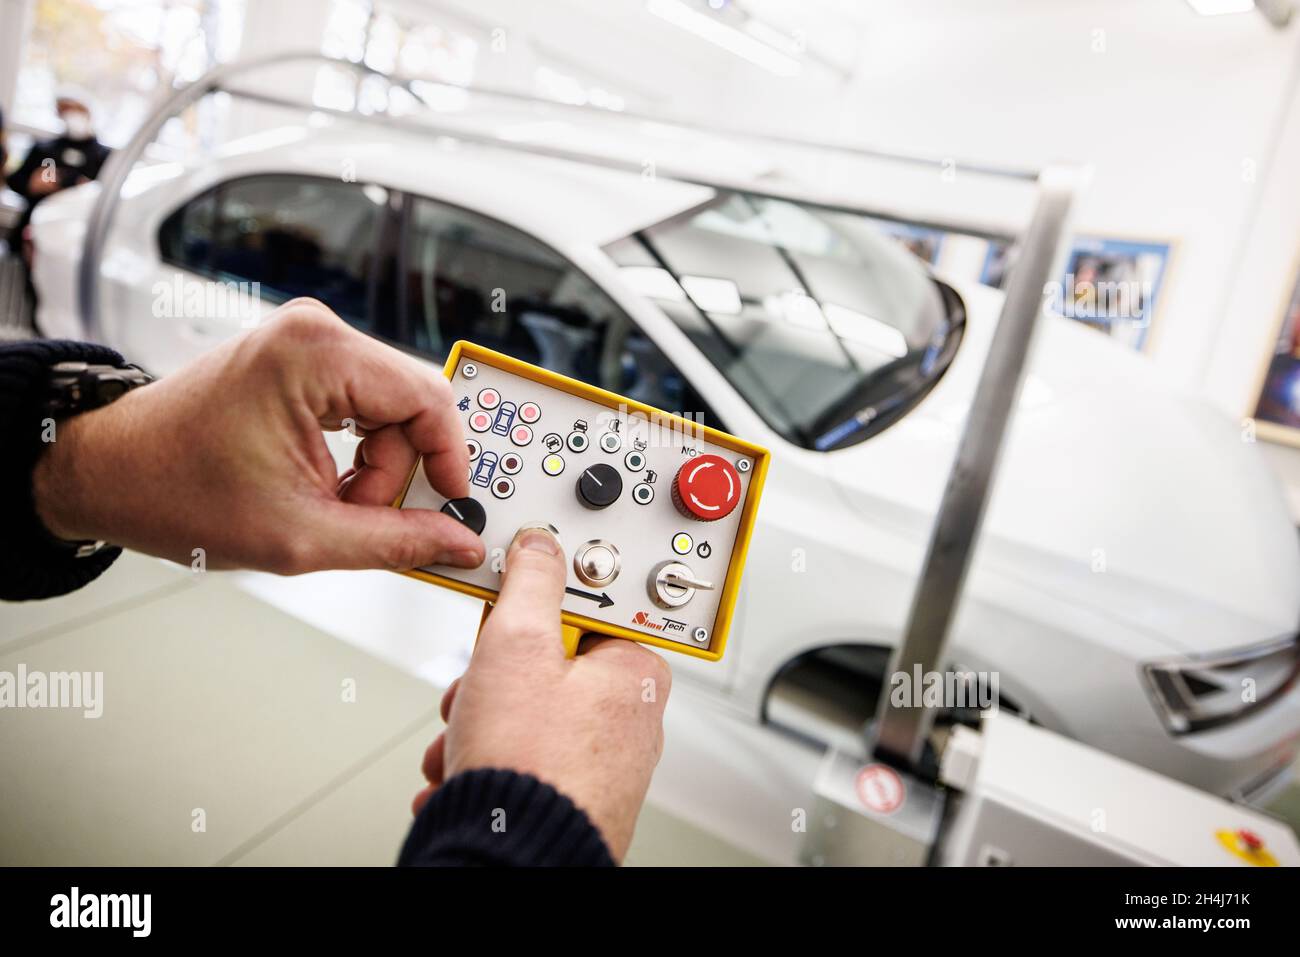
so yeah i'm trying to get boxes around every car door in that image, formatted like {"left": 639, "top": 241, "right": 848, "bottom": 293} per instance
{"left": 375, "top": 191, "right": 726, "bottom": 432}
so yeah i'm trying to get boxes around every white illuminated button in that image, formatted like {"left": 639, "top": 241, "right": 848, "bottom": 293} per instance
{"left": 466, "top": 439, "right": 481, "bottom": 461}
{"left": 519, "top": 402, "right": 541, "bottom": 424}
{"left": 478, "top": 388, "right": 501, "bottom": 410}
{"left": 468, "top": 410, "right": 493, "bottom": 433}
{"left": 542, "top": 454, "right": 566, "bottom": 476}
{"left": 624, "top": 450, "right": 646, "bottom": 472}
{"left": 511, "top": 424, "right": 534, "bottom": 447}
{"left": 633, "top": 483, "right": 655, "bottom": 505}
{"left": 491, "top": 476, "right": 515, "bottom": 499}
{"left": 599, "top": 431, "right": 622, "bottom": 453}
{"left": 672, "top": 532, "right": 694, "bottom": 555}
{"left": 499, "top": 452, "right": 523, "bottom": 475}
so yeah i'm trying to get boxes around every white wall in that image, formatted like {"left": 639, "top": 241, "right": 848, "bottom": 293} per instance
{"left": 819, "top": 1, "right": 1300, "bottom": 416}
{"left": 0, "top": 0, "right": 34, "bottom": 118}
{"left": 422, "top": 0, "right": 1300, "bottom": 425}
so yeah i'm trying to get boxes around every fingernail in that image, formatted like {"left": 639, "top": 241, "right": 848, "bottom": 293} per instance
{"left": 512, "top": 523, "right": 561, "bottom": 555}
{"left": 437, "top": 548, "right": 483, "bottom": 567}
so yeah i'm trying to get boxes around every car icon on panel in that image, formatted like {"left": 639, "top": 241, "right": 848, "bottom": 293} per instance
{"left": 472, "top": 451, "right": 499, "bottom": 488}
{"left": 492, "top": 402, "right": 517, "bottom": 436}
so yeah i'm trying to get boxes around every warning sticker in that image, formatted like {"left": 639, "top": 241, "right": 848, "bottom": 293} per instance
{"left": 1215, "top": 829, "right": 1278, "bottom": 867}
{"left": 855, "top": 763, "right": 905, "bottom": 815}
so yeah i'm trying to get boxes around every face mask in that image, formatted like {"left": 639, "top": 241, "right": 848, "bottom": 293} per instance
{"left": 62, "top": 112, "right": 94, "bottom": 140}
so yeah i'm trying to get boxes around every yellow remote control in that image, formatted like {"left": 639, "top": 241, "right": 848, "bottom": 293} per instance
{"left": 394, "top": 341, "right": 769, "bottom": 661}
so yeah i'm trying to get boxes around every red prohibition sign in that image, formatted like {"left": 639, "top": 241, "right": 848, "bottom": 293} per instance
{"left": 855, "top": 763, "right": 905, "bottom": 815}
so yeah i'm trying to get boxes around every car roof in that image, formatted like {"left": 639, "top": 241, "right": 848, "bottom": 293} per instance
{"left": 206, "top": 119, "right": 717, "bottom": 251}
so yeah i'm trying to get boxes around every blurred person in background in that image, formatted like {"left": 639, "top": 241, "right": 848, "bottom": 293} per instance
{"left": 7, "top": 88, "right": 111, "bottom": 261}
{"left": 5, "top": 89, "right": 111, "bottom": 318}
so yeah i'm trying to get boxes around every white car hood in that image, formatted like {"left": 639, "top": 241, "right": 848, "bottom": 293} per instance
{"left": 828, "top": 282, "right": 1300, "bottom": 657}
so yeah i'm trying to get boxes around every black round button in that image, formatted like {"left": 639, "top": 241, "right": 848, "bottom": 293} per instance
{"left": 576, "top": 463, "right": 623, "bottom": 509}
{"left": 440, "top": 497, "right": 486, "bottom": 535}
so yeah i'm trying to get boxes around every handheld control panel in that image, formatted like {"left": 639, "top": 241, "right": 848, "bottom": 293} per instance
{"left": 394, "top": 341, "right": 769, "bottom": 662}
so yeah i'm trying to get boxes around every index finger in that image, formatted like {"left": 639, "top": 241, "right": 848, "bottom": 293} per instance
{"left": 328, "top": 332, "right": 470, "bottom": 502}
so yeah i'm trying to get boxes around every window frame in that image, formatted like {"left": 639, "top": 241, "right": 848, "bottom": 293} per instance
{"left": 156, "top": 171, "right": 395, "bottom": 327}
{"left": 616, "top": 191, "right": 967, "bottom": 452}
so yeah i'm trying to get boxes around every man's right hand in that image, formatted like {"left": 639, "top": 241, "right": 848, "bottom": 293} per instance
{"left": 412, "top": 525, "right": 672, "bottom": 862}
{"left": 32, "top": 299, "right": 482, "bottom": 575}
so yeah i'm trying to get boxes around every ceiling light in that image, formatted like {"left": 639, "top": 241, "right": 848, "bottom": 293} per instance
{"left": 742, "top": 19, "right": 803, "bottom": 57}
{"left": 647, "top": 0, "right": 801, "bottom": 77}
{"left": 1185, "top": 0, "right": 1256, "bottom": 15}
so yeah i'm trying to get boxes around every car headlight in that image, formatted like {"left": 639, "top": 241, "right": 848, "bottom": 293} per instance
{"left": 1142, "top": 632, "right": 1300, "bottom": 735}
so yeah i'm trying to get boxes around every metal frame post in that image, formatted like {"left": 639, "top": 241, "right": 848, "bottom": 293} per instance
{"left": 872, "top": 166, "right": 1085, "bottom": 770}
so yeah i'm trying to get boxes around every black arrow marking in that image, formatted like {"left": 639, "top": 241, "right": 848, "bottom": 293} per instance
{"left": 566, "top": 586, "right": 614, "bottom": 608}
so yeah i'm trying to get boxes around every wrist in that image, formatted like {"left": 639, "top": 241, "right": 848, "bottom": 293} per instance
{"left": 32, "top": 405, "right": 116, "bottom": 544}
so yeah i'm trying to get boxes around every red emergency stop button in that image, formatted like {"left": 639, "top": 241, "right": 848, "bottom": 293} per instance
{"left": 672, "top": 454, "right": 741, "bottom": 522}
{"left": 1237, "top": 829, "right": 1263, "bottom": 851}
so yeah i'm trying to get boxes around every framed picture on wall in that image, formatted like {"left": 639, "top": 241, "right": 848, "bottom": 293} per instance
{"left": 979, "top": 238, "right": 1017, "bottom": 289}
{"left": 867, "top": 218, "right": 945, "bottom": 266}
{"left": 1252, "top": 265, "right": 1300, "bottom": 443}
{"left": 1050, "top": 237, "right": 1172, "bottom": 351}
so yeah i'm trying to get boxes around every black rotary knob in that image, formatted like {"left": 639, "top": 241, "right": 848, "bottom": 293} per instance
{"left": 576, "top": 463, "right": 623, "bottom": 509}
{"left": 440, "top": 497, "right": 486, "bottom": 535}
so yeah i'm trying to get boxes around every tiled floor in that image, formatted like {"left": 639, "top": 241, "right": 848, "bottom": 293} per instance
{"left": 0, "top": 552, "right": 762, "bottom": 866}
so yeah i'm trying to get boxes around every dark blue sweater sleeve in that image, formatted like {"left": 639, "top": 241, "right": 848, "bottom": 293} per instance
{"left": 0, "top": 340, "right": 126, "bottom": 601}
{"left": 398, "top": 768, "right": 615, "bottom": 867}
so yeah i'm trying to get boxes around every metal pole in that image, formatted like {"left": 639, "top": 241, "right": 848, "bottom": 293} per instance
{"left": 872, "top": 165, "right": 1085, "bottom": 771}
{"left": 78, "top": 52, "right": 362, "bottom": 338}
{"left": 225, "top": 85, "right": 1019, "bottom": 242}
{"left": 80, "top": 50, "right": 1039, "bottom": 338}
{"left": 393, "top": 74, "right": 1038, "bottom": 182}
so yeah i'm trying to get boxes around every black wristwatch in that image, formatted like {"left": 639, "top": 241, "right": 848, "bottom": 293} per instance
{"left": 44, "top": 360, "right": 154, "bottom": 419}
{"left": 40, "top": 361, "right": 155, "bottom": 557}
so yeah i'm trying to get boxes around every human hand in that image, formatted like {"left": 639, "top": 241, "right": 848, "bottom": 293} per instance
{"left": 27, "top": 168, "right": 60, "bottom": 196}
{"left": 412, "top": 525, "right": 671, "bottom": 862}
{"left": 32, "top": 299, "right": 485, "bottom": 574}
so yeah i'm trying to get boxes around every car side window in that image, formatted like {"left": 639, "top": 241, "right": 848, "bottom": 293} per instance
{"left": 391, "top": 194, "right": 721, "bottom": 428}
{"left": 159, "top": 175, "right": 388, "bottom": 328}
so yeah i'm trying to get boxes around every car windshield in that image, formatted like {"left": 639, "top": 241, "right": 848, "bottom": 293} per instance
{"left": 607, "top": 192, "right": 963, "bottom": 450}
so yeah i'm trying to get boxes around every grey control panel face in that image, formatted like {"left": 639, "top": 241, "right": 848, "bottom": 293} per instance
{"left": 400, "top": 358, "right": 758, "bottom": 651}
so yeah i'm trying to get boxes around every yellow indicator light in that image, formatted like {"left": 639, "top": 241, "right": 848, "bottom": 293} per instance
{"left": 543, "top": 454, "right": 565, "bottom": 476}
{"left": 672, "top": 533, "right": 693, "bottom": 555}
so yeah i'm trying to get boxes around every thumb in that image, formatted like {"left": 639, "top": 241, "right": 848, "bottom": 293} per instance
{"left": 477, "top": 524, "right": 567, "bottom": 658}
{"left": 293, "top": 501, "right": 486, "bottom": 573}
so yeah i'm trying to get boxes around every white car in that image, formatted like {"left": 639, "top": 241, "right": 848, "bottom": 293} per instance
{"left": 30, "top": 122, "right": 1300, "bottom": 803}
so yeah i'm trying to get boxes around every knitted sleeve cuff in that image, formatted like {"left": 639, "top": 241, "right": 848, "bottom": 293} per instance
{"left": 398, "top": 768, "right": 616, "bottom": 867}
{"left": 0, "top": 339, "right": 127, "bottom": 601}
